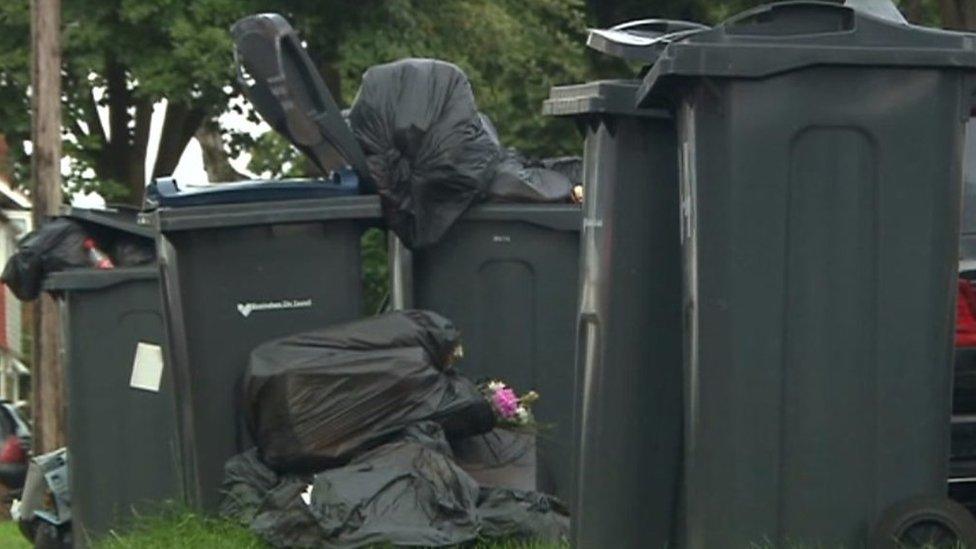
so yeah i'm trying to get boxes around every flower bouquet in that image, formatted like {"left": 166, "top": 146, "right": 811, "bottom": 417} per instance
{"left": 481, "top": 380, "right": 540, "bottom": 431}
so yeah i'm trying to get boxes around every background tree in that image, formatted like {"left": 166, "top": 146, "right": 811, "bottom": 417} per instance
{"left": 2, "top": 0, "right": 971, "bottom": 204}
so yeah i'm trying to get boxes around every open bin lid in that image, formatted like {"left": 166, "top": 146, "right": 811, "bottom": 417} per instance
{"left": 586, "top": 19, "right": 709, "bottom": 64}
{"left": 60, "top": 205, "right": 154, "bottom": 239}
{"left": 144, "top": 173, "right": 360, "bottom": 209}
{"left": 231, "top": 13, "right": 372, "bottom": 190}
{"left": 638, "top": 1, "right": 976, "bottom": 106}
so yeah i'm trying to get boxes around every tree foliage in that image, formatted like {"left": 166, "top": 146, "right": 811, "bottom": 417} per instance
{"left": 0, "top": 0, "right": 971, "bottom": 202}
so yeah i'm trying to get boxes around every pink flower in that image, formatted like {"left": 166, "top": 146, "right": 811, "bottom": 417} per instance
{"left": 492, "top": 387, "right": 520, "bottom": 419}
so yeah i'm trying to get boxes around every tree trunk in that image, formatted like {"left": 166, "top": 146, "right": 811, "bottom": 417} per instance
{"left": 152, "top": 102, "right": 208, "bottom": 182}
{"left": 29, "top": 0, "right": 65, "bottom": 454}
{"left": 904, "top": 0, "right": 926, "bottom": 23}
{"left": 196, "top": 122, "right": 248, "bottom": 183}
{"left": 940, "top": 0, "right": 976, "bottom": 29}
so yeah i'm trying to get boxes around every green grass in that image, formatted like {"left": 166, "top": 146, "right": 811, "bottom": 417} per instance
{"left": 0, "top": 511, "right": 565, "bottom": 548}
{"left": 0, "top": 520, "right": 30, "bottom": 548}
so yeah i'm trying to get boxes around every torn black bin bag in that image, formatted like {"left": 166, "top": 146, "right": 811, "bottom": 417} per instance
{"left": 244, "top": 310, "right": 495, "bottom": 473}
{"left": 2, "top": 218, "right": 90, "bottom": 301}
{"left": 309, "top": 422, "right": 569, "bottom": 548}
{"left": 220, "top": 448, "right": 324, "bottom": 549}
{"left": 348, "top": 59, "right": 498, "bottom": 249}
{"left": 221, "top": 423, "right": 569, "bottom": 549}
{"left": 489, "top": 155, "right": 575, "bottom": 203}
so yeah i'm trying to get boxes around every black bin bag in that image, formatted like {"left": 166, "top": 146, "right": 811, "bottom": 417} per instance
{"left": 2, "top": 218, "right": 90, "bottom": 301}
{"left": 245, "top": 310, "right": 495, "bottom": 472}
{"left": 348, "top": 59, "right": 499, "bottom": 249}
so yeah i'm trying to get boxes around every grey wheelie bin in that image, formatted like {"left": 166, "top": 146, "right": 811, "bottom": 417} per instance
{"left": 636, "top": 3, "right": 976, "bottom": 547}
{"left": 390, "top": 204, "right": 581, "bottom": 502}
{"left": 44, "top": 208, "right": 181, "bottom": 547}
{"left": 147, "top": 180, "right": 380, "bottom": 511}
{"left": 542, "top": 18, "right": 701, "bottom": 547}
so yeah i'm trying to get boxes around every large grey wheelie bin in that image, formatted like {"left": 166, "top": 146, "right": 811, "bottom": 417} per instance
{"left": 390, "top": 204, "right": 581, "bottom": 502}
{"left": 636, "top": 3, "right": 976, "bottom": 547}
{"left": 147, "top": 181, "right": 380, "bottom": 511}
{"left": 44, "top": 208, "right": 181, "bottom": 547}
{"left": 541, "top": 18, "right": 701, "bottom": 548}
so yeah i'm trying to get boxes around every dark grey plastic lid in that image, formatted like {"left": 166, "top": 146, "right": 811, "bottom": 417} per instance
{"left": 231, "top": 14, "right": 371, "bottom": 184}
{"left": 638, "top": 1, "right": 976, "bottom": 105}
{"left": 61, "top": 206, "right": 155, "bottom": 239}
{"left": 543, "top": 80, "right": 670, "bottom": 118}
{"left": 45, "top": 266, "right": 158, "bottom": 292}
{"left": 148, "top": 194, "right": 382, "bottom": 232}
{"left": 586, "top": 19, "right": 709, "bottom": 63}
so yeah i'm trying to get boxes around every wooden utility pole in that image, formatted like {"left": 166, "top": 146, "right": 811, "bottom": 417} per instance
{"left": 30, "top": 0, "right": 64, "bottom": 453}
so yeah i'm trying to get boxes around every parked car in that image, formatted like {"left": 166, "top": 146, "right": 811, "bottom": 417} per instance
{"left": 0, "top": 401, "right": 31, "bottom": 492}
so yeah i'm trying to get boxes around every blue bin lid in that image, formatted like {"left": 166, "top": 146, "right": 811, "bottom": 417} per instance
{"left": 145, "top": 169, "right": 361, "bottom": 209}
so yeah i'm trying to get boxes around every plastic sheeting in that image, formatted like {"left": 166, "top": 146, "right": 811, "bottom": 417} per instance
{"left": 221, "top": 423, "right": 569, "bottom": 548}
{"left": 245, "top": 310, "right": 495, "bottom": 473}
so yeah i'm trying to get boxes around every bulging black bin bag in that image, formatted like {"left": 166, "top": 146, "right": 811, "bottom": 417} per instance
{"left": 348, "top": 59, "right": 498, "bottom": 249}
{"left": 2, "top": 218, "right": 89, "bottom": 301}
{"left": 245, "top": 310, "right": 495, "bottom": 472}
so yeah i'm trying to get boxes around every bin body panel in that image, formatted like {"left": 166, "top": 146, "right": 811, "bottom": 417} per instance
{"left": 678, "top": 68, "right": 964, "bottom": 548}
{"left": 158, "top": 207, "right": 372, "bottom": 510}
{"left": 54, "top": 269, "right": 181, "bottom": 546}
{"left": 411, "top": 206, "right": 580, "bottom": 500}
{"left": 572, "top": 112, "right": 683, "bottom": 548}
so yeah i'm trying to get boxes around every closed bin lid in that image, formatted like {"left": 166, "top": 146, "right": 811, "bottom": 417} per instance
{"left": 144, "top": 172, "right": 360, "bottom": 209}
{"left": 231, "top": 13, "right": 372, "bottom": 190}
{"left": 543, "top": 79, "right": 670, "bottom": 118}
{"left": 148, "top": 192, "right": 382, "bottom": 232}
{"left": 544, "top": 19, "right": 707, "bottom": 117}
{"left": 638, "top": 0, "right": 976, "bottom": 106}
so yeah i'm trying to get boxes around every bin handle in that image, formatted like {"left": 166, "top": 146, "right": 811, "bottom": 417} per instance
{"left": 610, "top": 19, "right": 709, "bottom": 37}
{"left": 722, "top": 2, "right": 856, "bottom": 37}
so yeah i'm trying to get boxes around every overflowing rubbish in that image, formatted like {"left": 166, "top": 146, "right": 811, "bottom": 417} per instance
{"left": 452, "top": 429, "right": 537, "bottom": 491}
{"left": 348, "top": 58, "right": 575, "bottom": 248}
{"left": 222, "top": 423, "right": 568, "bottom": 549}
{"left": 225, "top": 310, "right": 569, "bottom": 547}
{"left": 347, "top": 59, "right": 500, "bottom": 249}
{"left": 1, "top": 214, "right": 155, "bottom": 301}
{"left": 13, "top": 448, "right": 71, "bottom": 547}
{"left": 228, "top": 13, "right": 576, "bottom": 249}
{"left": 244, "top": 310, "right": 495, "bottom": 472}
{"left": 2, "top": 219, "right": 90, "bottom": 301}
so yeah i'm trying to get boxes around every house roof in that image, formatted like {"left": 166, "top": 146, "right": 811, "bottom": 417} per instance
{"left": 0, "top": 175, "right": 31, "bottom": 211}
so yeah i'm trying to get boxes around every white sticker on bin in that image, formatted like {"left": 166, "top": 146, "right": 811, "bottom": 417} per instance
{"left": 130, "top": 342, "right": 164, "bottom": 393}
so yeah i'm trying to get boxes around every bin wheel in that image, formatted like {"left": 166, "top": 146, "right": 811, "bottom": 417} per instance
{"left": 870, "top": 496, "right": 976, "bottom": 548}
{"left": 32, "top": 521, "right": 70, "bottom": 549}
